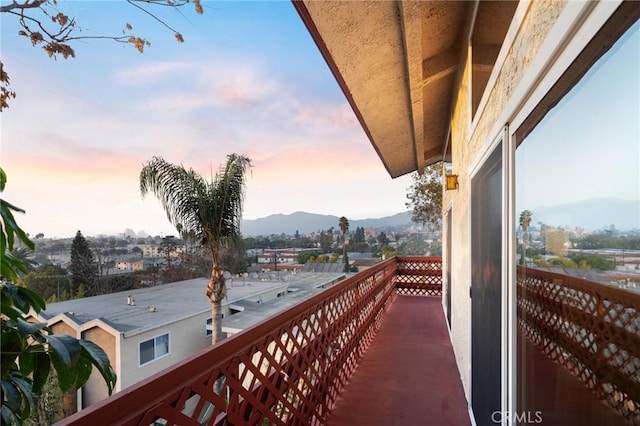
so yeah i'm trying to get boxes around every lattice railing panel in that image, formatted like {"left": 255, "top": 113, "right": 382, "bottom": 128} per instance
{"left": 58, "top": 257, "right": 432, "bottom": 425}
{"left": 395, "top": 256, "right": 443, "bottom": 296}
{"left": 517, "top": 266, "right": 640, "bottom": 424}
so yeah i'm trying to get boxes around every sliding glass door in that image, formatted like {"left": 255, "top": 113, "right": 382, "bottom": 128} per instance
{"left": 471, "top": 143, "right": 503, "bottom": 426}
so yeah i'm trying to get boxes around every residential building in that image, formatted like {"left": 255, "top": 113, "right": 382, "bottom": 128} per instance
{"left": 257, "top": 248, "right": 318, "bottom": 265}
{"left": 34, "top": 272, "right": 345, "bottom": 413}
{"left": 131, "top": 258, "right": 157, "bottom": 271}
{"left": 140, "top": 243, "right": 184, "bottom": 259}
{"left": 349, "top": 255, "right": 379, "bottom": 272}
{"left": 114, "top": 260, "right": 132, "bottom": 271}
{"left": 141, "top": 244, "right": 162, "bottom": 259}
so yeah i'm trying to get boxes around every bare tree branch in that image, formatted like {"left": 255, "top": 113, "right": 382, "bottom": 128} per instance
{"left": 0, "top": 0, "right": 204, "bottom": 111}
{"left": 126, "top": 0, "right": 182, "bottom": 43}
{"left": 0, "top": 0, "right": 47, "bottom": 14}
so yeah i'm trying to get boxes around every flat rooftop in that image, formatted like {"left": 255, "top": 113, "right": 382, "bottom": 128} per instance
{"left": 223, "top": 272, "right": 346, "bottom": 332}
{"left": 39, "top": 272, "right": 345, "bottom": 337}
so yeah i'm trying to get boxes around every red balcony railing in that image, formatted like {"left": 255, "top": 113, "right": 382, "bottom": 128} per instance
{"left": 57, "top": 256, "right": 442, "bottom": 426}
{"left": 517, "top": 266, "right": 640, "bottom": 423}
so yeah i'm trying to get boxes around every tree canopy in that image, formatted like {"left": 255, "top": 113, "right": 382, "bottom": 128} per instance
{"left": 519, "top": 210, "right": 533, "bottom": 265}
{"left": 69, "top": 230, "right": 96, "bottom": 296}
{"left": 405, "top": 163, "right": 443, "bottom": 231}
{"left": 1, "top": 168, "right": 34, "bottom": 280}
{"left": 338, "top": 217, "right": 349, "bottom": 272}
{"left": 140, "top": 154, "right": 252, "bottom": 344}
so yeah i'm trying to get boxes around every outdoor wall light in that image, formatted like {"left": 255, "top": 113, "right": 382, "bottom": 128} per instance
{"left": 445, "top": 174, "right": 459, "bottom": 191}
{"left": 442, "top": 162, "right": 458, "bottom": 191}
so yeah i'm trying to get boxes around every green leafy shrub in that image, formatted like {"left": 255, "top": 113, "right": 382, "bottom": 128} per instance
{"left": 1, "top": 167, "right": 116, "bottom": 425}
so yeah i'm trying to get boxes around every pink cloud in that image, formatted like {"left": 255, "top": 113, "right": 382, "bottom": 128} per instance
{"left": 113, "top": 62, "right": 193, "bottom": 85}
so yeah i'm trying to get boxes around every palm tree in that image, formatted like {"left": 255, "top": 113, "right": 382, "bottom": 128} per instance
{"left": 519, "top": 210, "right": 532, "bottom": 265}
{"left": 140, "top": 154, "right": 252, "bottom": 344}
{"left": 338, "top": 216, "right": 349, "bottom": 272}
{"left": 10, "top": 247, "right": 38, "bottom": 276}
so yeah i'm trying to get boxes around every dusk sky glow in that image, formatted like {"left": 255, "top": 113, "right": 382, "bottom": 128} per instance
{"left": 1, "top": 1, "right": 414, "bottom": 238}
{"left": 3, "top": 2, "right": 638, "bottom": 239}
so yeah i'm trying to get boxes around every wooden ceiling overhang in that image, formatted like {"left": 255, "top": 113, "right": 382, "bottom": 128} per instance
{"left": 293, "top": 1, "right": 472, "bottom": 178}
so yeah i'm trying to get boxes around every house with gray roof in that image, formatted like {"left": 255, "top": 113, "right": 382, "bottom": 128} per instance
{"left": 32, "top": 271, "right": 345, "bottom": 412}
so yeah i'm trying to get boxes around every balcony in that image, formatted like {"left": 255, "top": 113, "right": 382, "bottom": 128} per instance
{"left": 55, "top": 257, "right": 639, "bottom": 425}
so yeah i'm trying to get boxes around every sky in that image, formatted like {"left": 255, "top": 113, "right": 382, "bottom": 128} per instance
{"left": 515, "top": 21, "right": 639, "bottom": 223}
{"left": 1, "top": 1, "right": 414, "bottom": 239}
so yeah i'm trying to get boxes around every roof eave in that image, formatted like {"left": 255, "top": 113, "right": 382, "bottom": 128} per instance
{"left": 293, "top": 0, "right": 419, "bottom": 178}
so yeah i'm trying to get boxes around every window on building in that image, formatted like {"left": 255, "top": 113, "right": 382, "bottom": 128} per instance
{"left": 139, "top": 333, "right": 170, "bottom": 366}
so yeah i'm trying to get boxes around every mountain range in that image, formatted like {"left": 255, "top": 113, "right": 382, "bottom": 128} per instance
{"left": 239, "top": 197, "right": 639, "bottom": 237}
{"left": 530, "top": 197, "right": 639, "bottom": 231}
{"left": 240, "top": 211, "right": 414, "bottom": 237}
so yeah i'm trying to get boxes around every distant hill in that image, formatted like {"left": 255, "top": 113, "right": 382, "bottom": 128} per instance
{"left": 241, "top": 211, "right": 413, "bottom": 236}
{"left": 531, "top": 198, "right": 639, "bottom": 231}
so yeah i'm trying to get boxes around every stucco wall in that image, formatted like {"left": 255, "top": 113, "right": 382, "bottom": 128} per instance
{"left": 49, "top": 320, "right": 80, "bottom": 414}
{"left": 51, "top": 320, "right": 77, "bottom": 337}
{"left": 447, "top": 50, "right": 473, "bottom": 398}
{"left": 445, "top": 0, "right": 567, "bottom": 399}
{"left": 81, "top": 326, "right": 116, "bottom": 408}
{"left": 119, "top": 312, "right": 211, "bottom": 389}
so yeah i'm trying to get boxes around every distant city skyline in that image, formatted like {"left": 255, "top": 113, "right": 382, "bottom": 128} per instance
{"left": 32, "top": 195, "right": 639, "bottom": 240}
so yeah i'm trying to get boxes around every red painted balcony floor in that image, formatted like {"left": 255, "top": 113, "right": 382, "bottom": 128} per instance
{"left": 327, "top": 295, "right": 471, "bottom": 426}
